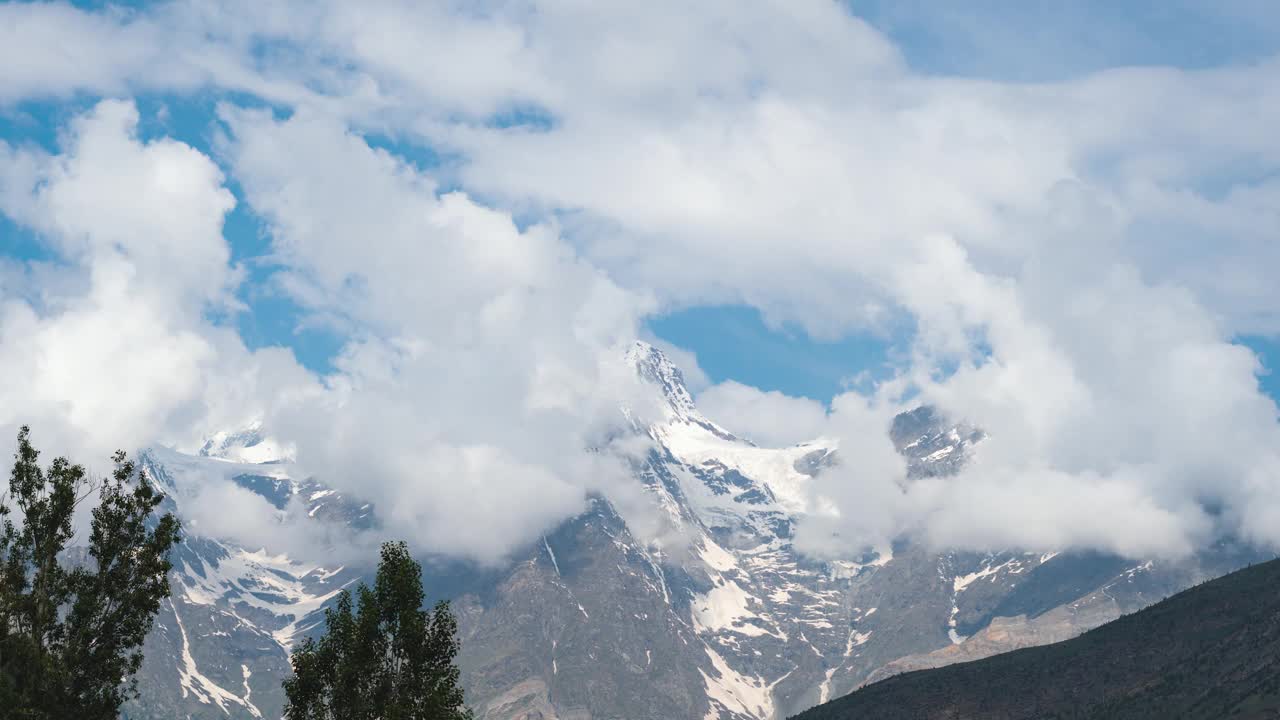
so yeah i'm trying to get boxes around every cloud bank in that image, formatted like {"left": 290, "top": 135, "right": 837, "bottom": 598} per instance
{"left": 1, "top": 0, "right": 1278, "bottom": 562}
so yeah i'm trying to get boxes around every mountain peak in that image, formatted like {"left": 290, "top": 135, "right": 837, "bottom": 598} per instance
{"left": 626, "top": 341, "right": 740, "bottom": 442}
{"left": 199, "top": 422, "right": 294, "bottom": 464}
{"left": 626, "top": 341, "right": 698, "bottom": 416}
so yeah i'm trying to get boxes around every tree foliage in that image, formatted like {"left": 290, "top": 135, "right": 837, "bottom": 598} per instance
{"left": 283, "top": 541, "right": 472, "bottom": 720}
{"left": 0, "top": 426, "right": 181, "bottom": 719}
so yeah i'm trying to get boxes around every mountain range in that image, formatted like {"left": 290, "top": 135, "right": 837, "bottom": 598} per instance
{"left": 118, "top": 342, "right": 1274, "bottom": 719}
{"left": 794, "top": 555, "right": 1280, "bottom": 720}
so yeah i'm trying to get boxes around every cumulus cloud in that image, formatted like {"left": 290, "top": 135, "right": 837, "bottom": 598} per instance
{"left": 785, "top": 230, "right": 1280, "bottom": 559}
{"left": 415, "top": 5, "right": 1280, "bottom": 558}
{"left": 0, "top": 99, "right": 323, "bottom": 557}
{"left": 0, "top": 99, "right": 654, "bottom": 564}
{"left": 697, "top": 381, "right": 829, "bottom": 447}
{"left": 145, "top": 448, "right": 375, "bottom": 564}
{"left": 891, "top": 236, "right": 1280, "bottom": 556}
{"left": 218, "top": 106, "right": 654, "bottom": 562}
{"left": 0, "top": 99, "right": 304, "bottom": 460}
{"left": 1, "top": 1, "right": 1279, "bottom": 562}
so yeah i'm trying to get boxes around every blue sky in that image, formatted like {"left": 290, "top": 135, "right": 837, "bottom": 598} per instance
{"left": 649, "top": 305, "right": 904, "bottom": 400}
{"left": 1244, "top": 335, "right": 1280, "bottom": 402}
{"left": 852, "top": 0, "right": 1280, "bottom": 80}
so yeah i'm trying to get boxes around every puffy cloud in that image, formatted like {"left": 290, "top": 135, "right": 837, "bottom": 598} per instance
{"left": 148, "top": 447, "right": 375, "bottom": 564}
{"left": 0, "top": 99, "right": 323, "bottom": 559}
{"left": 788, "top": 390, "right": 909, "bottom": 559}
{"left": 219, "top": 107, "right": 652, "bottom": 561}
{"left": 697, "top": 381, "right": 829, "bottom": 447}
{"left": 0, "top": 99, "right": 653, "bottom": 564}
{"left": 891, "top": 236, "right": 1280, "bottom": 556}
{"left": 2, "top": 1, "right": 1280, "bottom": 561}
{"left": 0, "top": 3, "right": 175, "bottom": 103}
{"left": 0, "top": 100, "right": 295, "bottom": 459}
{"left": 406, "top": 6, "right": 1280, "bottom": 558}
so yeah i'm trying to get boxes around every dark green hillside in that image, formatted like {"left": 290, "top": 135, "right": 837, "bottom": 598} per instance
{"left": 794, "top": 556, "right": 1280, "bottom": 720}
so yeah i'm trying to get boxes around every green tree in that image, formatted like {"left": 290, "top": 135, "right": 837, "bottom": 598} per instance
{"left": 0, "top": 426, "right": 181, "bottom": 719}
{"left": 283, "top": 541, "right": 472, "bottom": 720}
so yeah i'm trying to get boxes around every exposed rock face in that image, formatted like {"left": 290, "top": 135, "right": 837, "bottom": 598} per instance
{"left": 888, "top": 405, "right": 982, "bottom": 477}
{"left": 795, "top": 557, "right": 1280, "bottom": 720}
{"left": 864, "top": 581, "right": 1125, "bottom": 684}
{"left": 457, "top": 499, "right": 710, "bottom": 720}
{"left": 121, "top": 343, "right": 1273, "bottom": 719}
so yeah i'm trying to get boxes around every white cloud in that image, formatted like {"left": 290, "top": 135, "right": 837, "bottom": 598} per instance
{"left": 218, "top": 106, "right": 653, "bottom": 562}
{"left": 697, "top": 381, "right": 829, "bottom": 447}
{"left": 889, "top": 235, "right": 1280, "bottom": 556}
{"left": 0, "top": 99, "right": 328, "bottom": 559}
{"left": 1, "top": 1, "right": 1279, "bottom": 561}
{"left": 0, "top": 3, "right": 172, "bottom": 103}
{"left": 0, "top": 100, "right": 296, "bottom": 459}
{"left": 148, "top": 448, "right": 375, "bottom": 565}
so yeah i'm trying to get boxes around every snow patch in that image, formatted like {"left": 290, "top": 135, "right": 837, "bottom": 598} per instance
{"left": 844, "top": 629, "right": 871, "bottom": 656}
{"left": 698, "top": 645, "right": 776, "bottom": 720}
{"left": 239, "top": 665, "right": 261, "bottom": 718}
{"left": 543, "top": 536, "right": 562, "bottom": 577}
{"left": 699, "top": 539, "right": 740, "bottom": 573}
{"left": 656, "top": 416, "right": 831, "bottom": 515}
{"left": 953, "top": 559, "right": 1016, "bottom": 594}
{"left": 693, "top": 580, "right": 766, "bottom": 636}
{"left": 175, "top": 544, "right": 352, "bottom": 650}
{"left": 171, "top": 598, "right": 258, "bottom": 716}
{"left": 948, "top": 558, "right": 1019, "bottom": 644}
{"left": 818, "top": 668, "right": 837, "bottom": 704}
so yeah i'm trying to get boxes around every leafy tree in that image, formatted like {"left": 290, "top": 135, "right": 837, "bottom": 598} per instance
{"left": 284, "top": 541, "right": 472, "bottom": 720}
{"left": 0, "top": 426, "right": 181, "bottom": 719}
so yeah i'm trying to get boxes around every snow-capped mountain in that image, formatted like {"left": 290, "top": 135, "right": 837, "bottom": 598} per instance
{"left": 122, "top": 342, "right": 1273, "bottom": 720}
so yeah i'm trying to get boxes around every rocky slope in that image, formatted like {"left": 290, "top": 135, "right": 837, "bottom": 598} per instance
{"left": 121, "top": 343, "right": 1272, "bottom": 719}
{"left": 793, "top": 556, "right": 1280, "bottom": 720}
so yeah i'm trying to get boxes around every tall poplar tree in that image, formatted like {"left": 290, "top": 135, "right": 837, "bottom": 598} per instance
{"left": 0, "top": 426, "right": 181, "bottom": 719}
{"left": 283, "top": 541, "right": 471, "bottom": 720}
